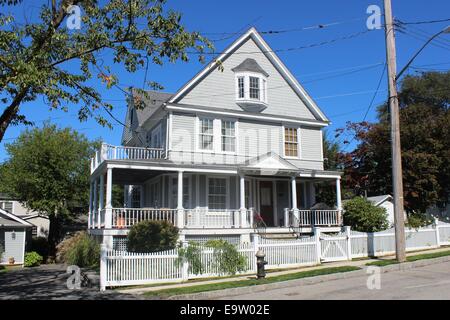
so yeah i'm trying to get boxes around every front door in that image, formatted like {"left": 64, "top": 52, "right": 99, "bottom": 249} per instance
{"left": 259, "top": 181, "right": 274, "bottom": 226}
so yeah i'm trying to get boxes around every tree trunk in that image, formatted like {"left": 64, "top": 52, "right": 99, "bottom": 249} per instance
{"left": 47, "top": 214, "right": 63, "bottom": 257}
{"left": 0, "top": 89, "right": 28, "bottom": 142}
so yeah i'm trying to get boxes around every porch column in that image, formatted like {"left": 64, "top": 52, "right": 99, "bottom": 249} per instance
{"left": 176, "top": 171, "right": 185, "bottom": 227}
{"left": 239, "top": 174, "right": 247, "bottom": 228}
{"left": 336, "top": 177, "right": 342, "bottom": 211}
{"left": 88, "top": 181, "right": 93, "bottom": 229}
{"left": 105, "top": 167, "right": 113, "bottom": 228}
{"left": 336, "top": 177, "right": 342, "bottom": 225}
{"left": 93, "top": 179, "right": 98, "bottom": 228}
{"left": 98, "top": 174, "right": 105, "bottom": 228}
{"left": 290, "top": 176, "right": 300, "bottom": 226}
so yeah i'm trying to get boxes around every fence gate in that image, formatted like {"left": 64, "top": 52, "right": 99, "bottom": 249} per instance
{"left": 320, "top": 231, "right": 348, "bottom": 262}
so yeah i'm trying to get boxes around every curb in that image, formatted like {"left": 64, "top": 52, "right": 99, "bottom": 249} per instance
{"left": 167, "top": 256, "right": 450, "bottom": 300}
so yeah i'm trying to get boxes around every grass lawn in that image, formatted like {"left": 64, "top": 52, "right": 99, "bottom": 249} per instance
{"left": 143, "top": 266, "right": 361, "bottom": 298}
{"left": 366, "top": 249, "right": 450, "bottom": 267}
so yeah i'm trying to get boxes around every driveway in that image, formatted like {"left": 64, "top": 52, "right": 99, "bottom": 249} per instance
{"left": 217, "top": 260, "right": 450, "bottom": 300}
{"left": 0, "top": 264, "right": 142, "bottom": 300}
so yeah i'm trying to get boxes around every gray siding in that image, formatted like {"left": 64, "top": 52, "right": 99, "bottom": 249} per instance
{"left": 0, "top": 229, "right": 25, "bottom": 264}
{"left": 177, "top": 37, "right": 316, "bottom": 120}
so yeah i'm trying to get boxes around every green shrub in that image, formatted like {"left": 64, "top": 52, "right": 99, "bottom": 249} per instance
{"left": 343, "top": 197, "right": 389, "bottom": 232}
{"left": 177, "top": 241, "right": 204, "bottom": 275}
{"left": 24, "top": 251, "right": 43, "bottom": 267}
{"left": 205, "top": 240, "right": 247, "bottom": 275}
{"left": 56, "top": 231, "right": 100, "bottom": 268}
{"left": 127, "top": 220, "right": 179, "bottom": 253}
{"left": 177, "top": 240, "right": 247, "bottom": 276}
{"left": 31, "top": 237, "right": 50, "bottom": 260}
{"left": 406, "top": 212, "right": 433, "bottom": 229}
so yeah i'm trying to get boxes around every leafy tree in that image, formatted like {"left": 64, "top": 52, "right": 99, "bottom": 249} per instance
{"left": 127, "top": 220, "right": 179, "bottom": 253}
{"left": 343, "top": 197, "right": 389, "bottom": 232}
{"left": 0, "top": 0, "right": 212, "bottom": 142}
{"left": 338, "top": 71, "right": 450, "bottom": 213}
{"left": 0, "top": 124, "right": 97, "bottom": 254}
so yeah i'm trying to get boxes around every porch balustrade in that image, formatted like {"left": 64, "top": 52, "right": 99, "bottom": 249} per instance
{"left": 88, "top": 207, "right": 340, "bottom": 229}
{"left": 90, "top": 144, "right": 165, "bottom": 172}
{"left": 284, "top": 208, "right": 341, "bottom": 227}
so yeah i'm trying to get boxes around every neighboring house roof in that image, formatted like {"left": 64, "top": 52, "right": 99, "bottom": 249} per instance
{"left": 367, "top": 195, "right": 393, "bottom": 206}
{"left": 231, "top": 58, "right": 269, "bottom": 77}
{"left": 131, "top": 89, "right": 174, "bottom": 127}
{"left": 0, "top": 208, "right": 33, "bottom": 228}
{"left": 17, "top": 214, "right": 49, "bottom": 221}
{"left": 167, "top": 27, "right": 329, "bottom": 123}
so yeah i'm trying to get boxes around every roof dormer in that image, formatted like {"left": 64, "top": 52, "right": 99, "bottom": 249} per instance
{"left": 232, "top": 58, "right": 268, "bottom": 112}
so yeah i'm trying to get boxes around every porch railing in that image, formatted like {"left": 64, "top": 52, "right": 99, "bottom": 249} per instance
{"left": 112, "top": 208, "right": 177, "bottom": 228}
{"left": 184, "top": 208, "right": 253, "bottom": 228}
{"left": 284, "top": 209, "right": 341, "bottom": 227}
{"left": 91, "top": 144, "right": 165, "bottom": 172}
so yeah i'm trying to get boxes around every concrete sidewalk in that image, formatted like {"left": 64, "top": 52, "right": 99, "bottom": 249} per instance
{"left": 117, "top": 246, "right": 450, "bottom": 295}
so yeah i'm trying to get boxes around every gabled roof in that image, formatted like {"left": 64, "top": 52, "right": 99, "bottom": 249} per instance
{"left": 367, "top": 195, "right": 393, "bottom": 206}
{"left": 231, "top": 58, "right": 269, "bottom": 77}
{"left": 0, "top": 208, "right": 33, "bottom": 227}
{"left": 167, "top": 27, "right": 329, "bottom": 123}
{"left": 240, "top": 152, "right": 299, "bottom": 175}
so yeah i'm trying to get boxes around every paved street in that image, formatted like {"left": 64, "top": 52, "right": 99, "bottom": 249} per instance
{"left": 0, "top": 264, "right": 141, "bottom": 300}
{"left": 217, "top": 261, "right": 450, "bottom": 300}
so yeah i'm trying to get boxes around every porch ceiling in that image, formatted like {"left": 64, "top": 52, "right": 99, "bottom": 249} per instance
{"left": 111, "top": 168, "right": 166, "bottom": 185}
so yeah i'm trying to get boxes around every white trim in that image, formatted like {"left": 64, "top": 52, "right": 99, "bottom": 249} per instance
{"left": 107, "top": 163, "right": 238, "bottom": 175}
{"left": 166, "top": 104, "right": 327, "bottom": 127}
{"left": 319, "top": 130, "right": 324, "bottom": 162}
{"left": 169, "top": 174, "right": 192, "bottom": 209}
{"left": 0, "top": 208, "right": 33, "bottom": 226}
{"left": 167, "top": 27, "right": 329, "bottom": 122}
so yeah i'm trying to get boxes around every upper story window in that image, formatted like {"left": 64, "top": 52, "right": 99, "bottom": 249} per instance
{"left": 199, "top": 118, "right": 214, "bottom": 150}
{"left": 284, "top": 127, "right": 299, "bottom": 157}
{"left": 221, "top": 120, "right": 236, "bottom": 152}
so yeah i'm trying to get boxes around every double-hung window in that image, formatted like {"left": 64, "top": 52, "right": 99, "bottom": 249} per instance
{"left": 284, "top": 127, "right": 299, "bottom": 157}
{"left": 199, "top": 118, "right": 214, "bottom": 150}
{"left": 221, "top": 120, "right": 236, "bottom": 152}
{"left": 208, "top": 178, "right": 227, "bottom": 209}
{"left": 249, "top": 76, "right": 260, "bottom": 99}
{"left": 237, "top": 77, "right": 245, "bottom": 99}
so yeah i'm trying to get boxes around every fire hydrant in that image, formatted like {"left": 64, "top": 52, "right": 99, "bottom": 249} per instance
{"left": 255, "top": 250, "right": 267, "bottom": 279}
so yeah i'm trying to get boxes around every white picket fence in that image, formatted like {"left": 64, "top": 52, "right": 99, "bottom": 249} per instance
{"left": 100, "top": 220, "right": 450, "bottom": 290}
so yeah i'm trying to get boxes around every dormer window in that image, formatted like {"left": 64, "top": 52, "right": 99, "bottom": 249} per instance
{"left": 232, "top": 58, "right": 269, "bottom": 112}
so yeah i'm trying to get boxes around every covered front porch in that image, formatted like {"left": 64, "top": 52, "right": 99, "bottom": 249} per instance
{"left": 87, "top": 160, "right": 343, "bottom": 232}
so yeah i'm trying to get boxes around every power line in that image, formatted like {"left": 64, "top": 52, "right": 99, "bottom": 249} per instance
{"left": 187, "top": 29, "right": 374, "bottom": 55}
{"left": 397, "top": 17, "right": 450, "bottom": 25}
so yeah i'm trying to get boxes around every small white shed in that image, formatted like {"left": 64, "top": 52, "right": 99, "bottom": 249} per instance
{"left": 367, "top": 195, "right": 395, "bottom": 226}
{"left": 0, "top": 208, "right": 32, "bottom": 265}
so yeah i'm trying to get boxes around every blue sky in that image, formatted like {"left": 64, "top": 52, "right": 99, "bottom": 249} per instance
{"left": 1, "top": 0, "right": 449, "bottom": 161}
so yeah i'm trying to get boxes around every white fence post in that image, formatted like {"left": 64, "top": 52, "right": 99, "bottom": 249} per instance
{"left": 435, "top": 217, "right": 441, "bottom": 247}
{"left": 345, "top": 226, "right": 352, "bottom": 260}
{"left": 314, "top": 227, "right": 321, "bottom": 264}
{"left": 253, "top": 234, "right": 260, "bottom": 272}
{"left": 181, "top": 242, "right": 189, "bottom": 281}
{"left": 100, "top": 244, "right": 107, "bottom": 291}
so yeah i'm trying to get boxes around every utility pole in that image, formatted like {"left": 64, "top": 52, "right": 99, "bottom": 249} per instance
{"left": 383, "top": 0, "right": 406, "bottom": 262}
